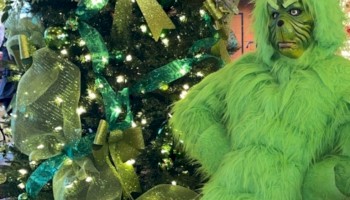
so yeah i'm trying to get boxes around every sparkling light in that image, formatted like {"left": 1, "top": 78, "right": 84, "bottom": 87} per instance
{"left": 84, "top": 54, "right": 92, "bottom": 62}
{"left": 180, "top": 91, "right": 188, "bottom": 99}
{"left": 60, "top": 49, "right": 68, "bottom": 55}
{"left": 126, "top": 54, "right": 133, "bottom": 61}
{"left": 113, "top": 107, "right": 122, "bottom": 115}
{"left": 76, "top": 106, "right": 87, "bottom": 115}
{"left": 18, "top": 169, "right": 28, "bottom": 175}
{"left": 171, "top": 181, "right": 177, "bottom": 185}
{"left": 116, "top": 75, "right": 125, "bottom": 83}
{"left": 183, "top": 84, "right": 190, "bottom": 90}
{"left": 199, "top": 9, "right": 206, "bottom": 17}
{"left": 102, "top": 56, "right": 108, "bottom": 64}
{"left": 141, "top": 118, "right": 147, "bottom": 125}
{"left": 179, "top": 15, "right": 187, "bottom": 22}
{"left": 179, "top": 68, "right": 187, "bottom": 75}
{"left": 140, "top": 24, "right": 148, "bottom": 33}
{"left": 79, "top": 40, "right": 86, "bottom": 46}
{"left": 132, "top": 121, "right": 137, "bottom": 128}
{"left": 54, "top": 126, "right": 63, "bottom": 131}
{"left": 85, "top": 177, "right": 93, "bottom": 182}
{"left": 87, "top": 89, "right": 97, "bottom": 100}
{"left": 196, "top": 71, "right": 204, "bottom": 77}
{"left": 161, "top": 38, "right": 170, "bottom": 47}
{"left": 55, "top": 97, "right": 64, "bottom": 105}
{"left": 37, "top": 144, "right": 45, "bottom": 149}
{"left": 18, "top": 183, "right": 25, "bottom": 189}
{"left": 126, "top": 159, "right": 136, "bottom": 165}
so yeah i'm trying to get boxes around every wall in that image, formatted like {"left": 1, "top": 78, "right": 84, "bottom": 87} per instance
{"left": 231, "top": 0, "right": 255, "bottom": 60}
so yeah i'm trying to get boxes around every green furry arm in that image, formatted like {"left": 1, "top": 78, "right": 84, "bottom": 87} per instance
{"left": 170, "top": 68, "right": 231, "bottom": 176}
{"left": 303, "top": 123, "right": 350, "bottom": 199}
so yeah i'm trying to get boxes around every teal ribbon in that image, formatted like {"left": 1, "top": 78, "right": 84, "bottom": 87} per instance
{"left": 79, "top": 22, "right": 134, "bottom": 131}
{"left": 26, "top": 134, "right": 95, "bottom": 199}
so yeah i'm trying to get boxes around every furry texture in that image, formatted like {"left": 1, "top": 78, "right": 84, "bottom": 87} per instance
{"left": 170, "top": 0, "right": 350, "bottom": 199}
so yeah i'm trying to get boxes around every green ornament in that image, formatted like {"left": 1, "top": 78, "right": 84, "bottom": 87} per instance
{"left": 44, "top": 27, "right": 68, "bottom": 50}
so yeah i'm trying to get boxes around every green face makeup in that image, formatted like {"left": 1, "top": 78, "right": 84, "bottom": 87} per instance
{"left": 268, "top": 0, "right": 314, "bottom": 59}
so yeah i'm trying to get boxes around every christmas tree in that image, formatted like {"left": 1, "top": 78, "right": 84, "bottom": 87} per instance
{"left": 0, "top": 0, "right": 240, "bottom": 199}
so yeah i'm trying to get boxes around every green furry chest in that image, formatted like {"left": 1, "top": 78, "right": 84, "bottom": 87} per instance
{"left": 225, "top": 66, "right": 341, "bottom": 161}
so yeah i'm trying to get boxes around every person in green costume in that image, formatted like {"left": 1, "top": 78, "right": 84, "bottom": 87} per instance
{"left": 171, "top": 0, "right": 350, "bottom": 199}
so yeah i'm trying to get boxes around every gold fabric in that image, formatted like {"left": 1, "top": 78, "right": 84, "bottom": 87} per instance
{"left": 11, "top": 47, "right": 82, "bottom": 161}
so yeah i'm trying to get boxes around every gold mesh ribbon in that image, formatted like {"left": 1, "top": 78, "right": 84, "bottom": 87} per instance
{"left": 112, "top": 0, "right": 175, "bottom": 41}
{"left": 11, "top": 47, "right": 82, "bottom": 161}
{"left": 93, "top": 120, "right": 144, "bottom": 198}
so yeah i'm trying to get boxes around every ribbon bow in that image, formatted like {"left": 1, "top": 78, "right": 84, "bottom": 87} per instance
{"left": 92, "top": 120, "right": 144, "bottom": 198}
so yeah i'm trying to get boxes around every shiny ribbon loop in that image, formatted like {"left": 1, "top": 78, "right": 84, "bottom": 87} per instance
{"left": 113, "top": 0, "right": 175, "bottom": 41}
{"left": 93, "top": 120, "right": 144, "bottom": 197}
{"left": 135, "top": 0, "right": 175, "bottom": 41}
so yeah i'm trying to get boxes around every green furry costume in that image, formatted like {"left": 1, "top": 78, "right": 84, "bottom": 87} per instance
{"left": 170, "top": 0, "right": 350, "bottom": 199}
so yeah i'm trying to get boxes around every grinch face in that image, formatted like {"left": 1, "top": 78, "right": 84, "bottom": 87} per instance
{"left": 268, "top": 0, "right": 314, "bottom": 59}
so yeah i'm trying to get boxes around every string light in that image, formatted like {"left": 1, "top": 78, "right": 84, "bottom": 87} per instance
{"left": 84, "top": 54, "right": 92, "bottom": 62}
{"left": 18, "top": 169, "right": 28, "bottom": 175}
{"left": 171, "top": 181, "right": 177, "bottom": 185}
{"left": 196, "top": 71, "right": 204, "bottom": 77}
{"left": 79, "top": 40, "right": 86, "bottom": 46}
{"left": 60, "top": 49, "right": 68, "bottom": 55}
{"left": 18, "top": 183, "right": 25, "bottom": 189}
{"left": 55, "top": 97, "right": 64, "bottom": 105}
{"left": 140, "top": 24, "right": 148, "bottom": 33}
{"left": 116, "top": 75, "right": 125, "bottom": 83}
{"left": 85, "top": 177, "right": 93, "bottom": 182}
{"left": 179, "top": 15, "right": 187, "bottom": 22}
{"left": 102, "top": 56, "right": 108, "bottom": 64}
{"left": 87, "top": 89, "right": 97, "bottom": 100}
{"left": 126, "top": 54, "right": 133, "bottom": 61}
{"left": 126, "top": 159, "right": 136, "bottom": 165}
{"left": 54, "top": 126, "right": 63, "bottom": 131}
{"left": 76, "top": 106, "right": 87, "bottom": 115}
{"left": 161, "top": 38, "right": 170, "bottom": 47}
{"left": 199, "top": 9, "right": 206, "bottom": 17}
{"left": 180, "top": 91, "right": 188, "bottom": 99}
{"left": 183, "top": 84, "right": 190, "bottom": 90}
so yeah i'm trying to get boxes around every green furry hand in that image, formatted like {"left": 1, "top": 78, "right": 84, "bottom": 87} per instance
{"left": 334, "top": 159, "right": 350, "bottom": 197}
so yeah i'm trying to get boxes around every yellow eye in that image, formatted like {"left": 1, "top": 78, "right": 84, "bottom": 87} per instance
{"left": 290, "top": 9, "right": 301, "bottom": 16}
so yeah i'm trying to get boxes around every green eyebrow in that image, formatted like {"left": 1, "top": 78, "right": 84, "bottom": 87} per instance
{"left": 282, "top": 0, "right": 298, "bottom": 8}
{"left": 267, "top": 0, "right": 299, "bottom": 10}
